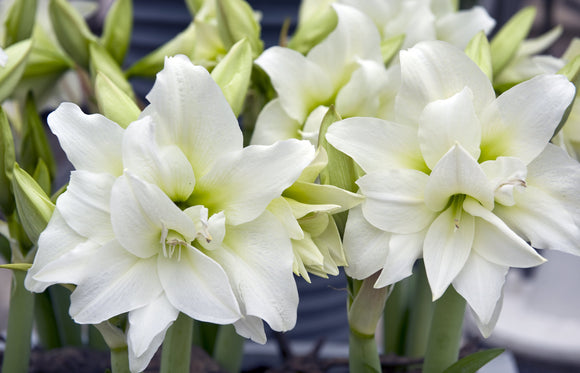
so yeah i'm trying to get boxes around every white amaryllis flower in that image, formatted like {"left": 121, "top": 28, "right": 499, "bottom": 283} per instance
{"left": 251, "top": 3, "right": 397, "bottom": 145}
{"left": 25, "top": 55, "right": 315, "bottom": 372}
{"left": 339, "top": 0, "right": 495, "bottom": 50}
{"left": 326, "top": 40, "right": 579, "bottom": 335}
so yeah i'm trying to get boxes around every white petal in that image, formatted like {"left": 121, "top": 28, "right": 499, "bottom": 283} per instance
{"left": 335, "top": 59, "right": 392, "bottom": 118}
{"left": 56, "top": 170, "right": 115, "bottom": 244}
{"left": 47, "top": 103, "right": 124, "bottom": 175}
{"left": 325, "top": 117, "right": 426, "bottom": 173}
{"left": 375, "top": 230, "right": 425, "bottom": 288}
{"left": 495, "top": 185, "right": 580, "bottom": 256}
{"left": 436, "top": 6, "right": 495, "bottom": 49}
{"left": 127, "top": 294, "right": 178, "bottom": 372}
{"left": 123, "top": 117, "right": 195, "bottom": 202}
{"left": 418, "top": 87, "right": 481, "bottom": 169}
{"left": 208, "top": 211, "right": 298, "bottom": 333}
{"left": 26, "top": 210, "right": 99, "bottom": 292}
{"left": 358, "top": 169, "right": 437, "bottom": 234}
{"left": 70, "top": 241, "right": 163, "bottom": 324}
{"left": 452, "top": 252, "right": 507, "bottom": 325}
{"left": 158, "top": 246, "right": 241, "bottom": 323}
{"left": 424, "top": 144, "right": 494, "bottom": 211}
{"left": 308, "top": 4, "right": 382, "bottom": 88}
{"left": 343, "top": 205, "right": 390, "bottom": 280}
{"left": 234, "top": 316, "right": 267, "bottom": 344}
{"left": 463, "top": 198, "right": 546, "bottom": 267}
{"left": 473, "top": 292, "right": 504, "bottom": 338}
{"left": 397, "top": 40, "right": 495, "bottom": 125}
{"left": 195, "top": 139, "right": 315, "bottom": 225}
{"left": 251, "top": 99, "right": 302, "bottom": 145}
{"left": 110, "top": 174, "right": 197, "bottom": 258}
{"left": 424, "top": 205, "right": 475, "bottom": 300}
{"left": 255, "top": 47, "right": 333, "bottom": 123}
{"left": 480, "top": 74, "right": 575, "bottom": 164}
{"left": 268, "top": 197, "right": 304, "bottom": 240}
{"left": 143, "top": 55, "right": 242, "bottom": 177}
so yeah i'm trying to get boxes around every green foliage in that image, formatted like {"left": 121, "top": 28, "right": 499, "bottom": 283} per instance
{"left": 443, "top": 348, "right": 505, "bottom": 373}
{"left": 101, "top": 0, "right": 133, "bottom": 65}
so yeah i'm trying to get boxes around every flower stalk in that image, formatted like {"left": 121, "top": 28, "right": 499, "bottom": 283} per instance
{"left": 110, "top": 346, "right": 131, "bottom": 373}
{"left": 213, "top": 324, "right": 245, "bottom": 373}
{"left": 160, "top": 312, "right": 194, "bottom": 373}
{"left": 422, "top": 286, "right": 466, "bottom": 373}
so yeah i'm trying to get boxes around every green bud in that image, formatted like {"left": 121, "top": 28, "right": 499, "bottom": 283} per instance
{"left": 215, "top": 0, "right": 263, "bottom": 56}
{"left": 89, "top": 42, "right": 135, "bottom": 100}
{"left": 3, "top": 0, "right": 37, "bottom": 46}
{"left": 381, "top": 34, "right": 405, "bottom": 66}
{"left": 0, "top": 263, "right": 32, "bottom": 271}
{"left": 0, "top": 108, "right": 16, "bottom": 215}
{"left": 0, "top": 39, "right": 33, "bottom": 103}
{"left": 20, "top": 94, "right": 57, "bottom": 182}
{"left": 12, "top": 163, "right": 55, "bottom": 243}
{"left": 101, "top": 0, "right": 133, "bottom": 65}
{"left": 465, "top": 31, "right": 493, "bottom": 81}
{"left": 211, "top": 38, "right": 252, "bottom": 117}
{"left": 125, "top": 22, "right": 196, "bottom": 78}
{"left": 95, "top": 71, "right": 140, "bottom": 129}
{"left": 33, "top": 159, "right": 52, "bottom": 196}
{"left": 490, "top": 6, "right": 536, "bottom": 75}
{"left": 559, "top": 54, "right": 580, "bottom": 84}
{"left": 49, "top": 0, "right": 97, "bottom": 68}
{"left": 288, "top": 4, "right": 337, "bottom": 55}
{"left": 284, "top": 181, "right": 363, "bottom": 215}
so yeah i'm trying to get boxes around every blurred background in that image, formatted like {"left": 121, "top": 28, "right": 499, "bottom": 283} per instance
{"left": 1, "top": 0, "right": 579, "bottom": 372}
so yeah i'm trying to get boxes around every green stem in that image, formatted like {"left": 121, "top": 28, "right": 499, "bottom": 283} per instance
{"left": 33, "top": 291, "right": 62, "bottom": 348}
{"left": 422, "top": 286, "right": 466, "bottom": 373}
{"left": 349, "top": 330, "right": 381, "bottom": 373}
{"left": 110, "top": 346, "right": 131, "bottom": 373}
{"left": 382, "top": 278, "right": 409, "bottom": 355}
{"left": 213, "top": 324, "right": 244, "bottom": 373}
{"left": 2, "top": 270, "right": 35, "bottom": 373}
{"left": 160, "top": 312, "right": 194, "bottom": 373}
{"left": 50, "top": 285, "right": 82, "bottom": 346}
{"left": 404, "top": 261, "right": 434, "bottom": 357}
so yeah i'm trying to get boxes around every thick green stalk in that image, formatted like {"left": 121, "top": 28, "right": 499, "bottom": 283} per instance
{"left": 160, "top": 312, "right": 194, "bottom": 373}
{"left": 2, "top": 270, "right": 35, "bottom": 373}
{"left": 110, "top": 346, "right": 131, "bottom": 373}
{"left": 422, "top": 286, "right": 466, "bottom": 373}
{"left": 348, "top": 273, "right": 389, "bottom": 373}
{"left": 382, "top": 278, "right": 410, "bottom": 355}
{"left": 49, "top": 285, "right": 82, "bottom": 346}
{"left": 404, "top": 261, "right": 434, "bottom": 357}
{"left": 33, "top": 291, "right": 61, "bottom": 348}
{"left": 349, "top": 330, "right": 381, "bottom": 373}
{"left": 213, "top": 324, "right": 244, "bottom": 373}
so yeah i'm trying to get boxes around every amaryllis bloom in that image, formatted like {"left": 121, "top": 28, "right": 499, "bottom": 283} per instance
{"left": 340, "top": 0, "right": 495, "bottom": 50}
{"left": 326, "top": 40, "right": 579, "bottom": 334}
{"left": 25, "top": 55, "right": 315, "bottom": 372}
{"left": 251, "top": 3, "right": 397, "bottom": 145}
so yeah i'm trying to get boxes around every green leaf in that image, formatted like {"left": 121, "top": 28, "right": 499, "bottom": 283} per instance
{"left": 49, "top": 0, "right": 97, "bottom": 68}
{"left": 20, "top": 94, "right": 57, "bottom": 182}
{"left": 443, "top": 348, "right": 504, "bottom": 373}
{"left": 465, "top": 31, "right": 493, "bottom": 81}
{"left": 0, "top": 263, "right": 32, "bottom": 271}
{"left": 211, "top": 38, "right": 252, "bottom": 117}
{"left": 381, "top": 34, "right": 405, "bottom": 65}
{"left": 89, "top": 42, "right": 135, "bottom": 100}
{"left": 0, "top": 108, "right": 16, "bottom": 215}
{"left": 95, "top": 71, "right": 140, "bottom": 129}
{"left": 0, "top": 39, "right": 33, "bottom": 102}
{"left": 101, "top": 0, "right": 133, "bottom": 65}
{"left": 3, "top": 0, "right": 37, "bottom": 46}
{"left": 12, "top": 163, "right": 55, "bottom": 243}
{"left": 215, "top": 0, "right": 263, "bottom": 56}
{"left": 559, "top": 53, "right": 580, "bottom": 83}
{"left": 318, "top": 106, "right": 358, "bottom": 193}
{"left": 22, "top": 26, "right": 73, "bottom": 80}
{"left": 125, "top": 22, "right": 196, "bottom": 78}
{"left": 288, "top": 5, "right": 337, "bottom": 55}
{"left": 490, "top": 6, "right": 536, "bottom": 75}
{"left": 33, "top": 159, "right": 52, "bottom": 196}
